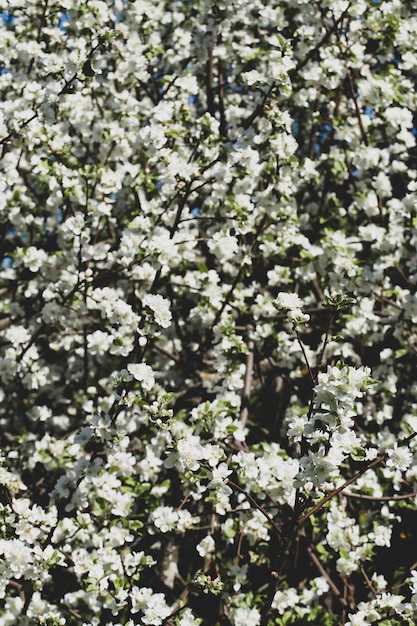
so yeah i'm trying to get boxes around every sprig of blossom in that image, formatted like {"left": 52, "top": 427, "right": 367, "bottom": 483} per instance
{"left": 1, "top": 1, "right": 417, "bottom": 625}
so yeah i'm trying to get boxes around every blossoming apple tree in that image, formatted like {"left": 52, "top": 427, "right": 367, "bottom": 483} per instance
{"left": 1, "top": 0, "right": 417, "bottom": 624}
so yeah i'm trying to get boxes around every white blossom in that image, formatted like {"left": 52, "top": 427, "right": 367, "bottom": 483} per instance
{"left": 126, "top": 363, "right": 155, "bottom": 390}
{"left": 142, "top": 293, "right": 172, "bottom": 328}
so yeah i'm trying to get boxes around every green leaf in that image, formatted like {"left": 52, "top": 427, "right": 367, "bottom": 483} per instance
{"left": 351, "top": 446, "right": 367, "bottom": 461}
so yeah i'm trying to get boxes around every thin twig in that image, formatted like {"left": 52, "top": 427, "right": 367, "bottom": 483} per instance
{"left": 347, "top": 69, "right": 367, "bottom": 145}
{"left": 241, "top": 82, "right": 276, "bottom": 130}
{"left": 211, "top": 214, "right": 268, "bottom": 329}
{"left": 296, "top": 330, "right": 316, "bottom": 384}
{"left": 298, "top": 431, "right": 417, "bottom": 525}
{"left": 307, "top": 546, "right": 348, "bottom": 608}
{"left": 293, "top": 4, "right": 350, "bottom": 74}
{"left": 315, "top": 310, "right": 335, "bottom": 377}
{"left": 358, "top": 559, "right": 378, "bottom": 598}
{"left": 227, "top": 478, "right": 282, "bottom": 538}
{"left": 343, "top": 490, "right": 417, "bottom": 502}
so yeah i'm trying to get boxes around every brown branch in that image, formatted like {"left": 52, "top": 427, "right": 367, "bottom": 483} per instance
{"left": 218, "top": 58, "right": 227, "bottom": 137}
{"left": 154, "top": 342, "right": 180, "bottom": 363}
{"left": 211, "top": 214, "right": 268, "bottom": 329}
{"left": 227, "top": 478, "right": 282, "bottom": 538}
{"left": 343, "top": 490, "right": 417, "bottom": 502}
{"left": 307, "top": 546, "right": 349, "bottom": 608}
{"left": 347, "top": 69, "right": 367, "bottom": 145}
{"left": 241, "top": 82, "right": 275, "bottom": 130}
{"left": 298, "top": 431, "right": 417, "bottom": 526}
{"left": 294, "top": 4, "right": 350, "bottom": 74}
{"left": 358, "top": 559, "right": 378, "bottom": 598}
{"left": 206, "top": 31, "right": 216, "bottom": 117}
{"left": 315, "top": 310, "right": 335, "bottom": 377}
{"left": 296, "top": 330, "right": 316, "bottom": 384}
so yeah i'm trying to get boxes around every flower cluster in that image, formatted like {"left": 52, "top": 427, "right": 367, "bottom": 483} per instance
{"left": 0, "top": 1, "right": 417, "bottom": 625}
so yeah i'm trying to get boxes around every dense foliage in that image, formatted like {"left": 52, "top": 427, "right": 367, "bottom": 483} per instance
{"left": 1, "top": 1, "right": 417, "bottom": 624}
